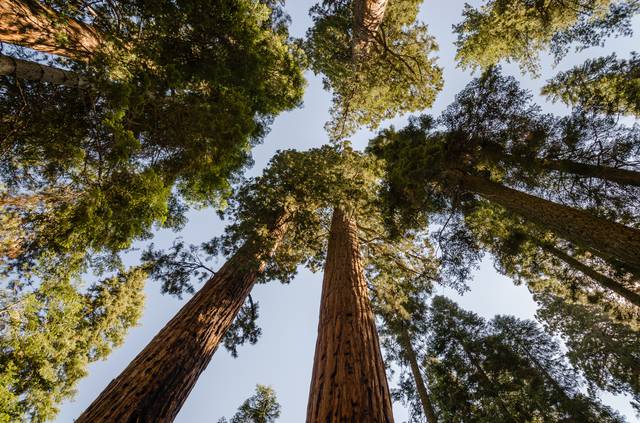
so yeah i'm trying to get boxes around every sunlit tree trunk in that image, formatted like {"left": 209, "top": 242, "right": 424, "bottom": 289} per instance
{"left": 532, "top": 238, "right": 640, "bottom": 307}
{"left": 353, "top": 0, "right": 389, "bottom": 57}
{"left": 454, "top": 172, "right": 640, "bottom": 274}
{"left": 0, "top": 54, "right": 89, "bottom": 87}
{"left": 398, "top": 327, "right": 438, "bottom": 423}
{"left": 0, "top": 0, "right": 100, "bottom": 60}
{"left": 76, "top": 215, "right": 288, "bottom": 423}
{"left": 306, "top": 208, "right": 394, "bottom": 423}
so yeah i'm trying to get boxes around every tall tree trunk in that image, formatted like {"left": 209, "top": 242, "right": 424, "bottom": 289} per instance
{"left": 454, "top": 172, "right": 640, "bottom": 274}
{"left": 539, "top": 158, "right": 640, "bottom": 188}
{"left": 0, "top": 0, "right": 100, "bottom": 60}
{"left": 353, "top": 0, "right": 389, "bottom": 58}
{"left": 0, "top": 54, "right": 89, "bottom": 87}
{"left": 531, "top": 237, "right": 640, "bottom": 306}
{"left": 398, "top": 327, "right": 438, "bottom": 423}
{"left": 76, "top": 215, "right": 288, "bottom": 423}
{"left": 306, "top": 208, "right": 394, "bottom": 423}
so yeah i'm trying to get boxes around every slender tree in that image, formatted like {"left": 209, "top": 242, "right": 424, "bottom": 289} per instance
{"left": 217, "top": 385, "right": 282, "bottom": 423}
{"left": 424, "top": 296, "right": 625, "bottom": 422}
{"left": 0, "top": 54, "right": 89, "bottom": 86}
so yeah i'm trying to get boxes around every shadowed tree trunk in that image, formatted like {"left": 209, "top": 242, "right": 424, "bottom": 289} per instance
{"left": 539, "top": 159, "right": 640, "bottom": 188}
{"left": 306, "top": 208, "right": 394, "bottom": 423}
{"left": 453, "top": 172, "right": 640, "bottom": 274}
{"left": 76, "top": 214, "right": 288, "bottom": 423}
{"left": 0, "top": 54, "right": 89, "bottom": 87}
{"left": 0, "top": 0, "right": 100, "bottom": 60}
{"left": 479, "top": 142, "right": 640, "bottom": 188}
{"left": 398, "top": 326, "right": 438, "bottom": 423}
{"left": 531, "top": 237, "right": 640, "bottom": 307}
{"left": 353, "top": 0, "right": 389, "bottom": 57}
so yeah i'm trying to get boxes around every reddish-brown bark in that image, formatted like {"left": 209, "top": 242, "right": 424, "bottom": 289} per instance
{"left": 76, "top": 217, "right": 287, "bottom": 423}
{"left": 353, "top": 0, "right": 389, "bottom": 57}
{"left": 306, "top": 208, "right": 394, "bottom": 423}
{"left": 0, "top": 0, "right": 100, "bottom": 60}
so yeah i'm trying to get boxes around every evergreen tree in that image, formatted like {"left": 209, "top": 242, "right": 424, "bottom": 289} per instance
{"left": 537, "top": 293, "right": 640, "bottom": 413}
{"left": 217, "top": 385, "right": 281, "bottom": 423}
{"left": 424, "top": 296, "right": 625, "bottom": 422}
{"left": 306, "top": 0, "right": 442, "bottom": 139}
{"left": 453, "top": 0, "right": 639, "bottom": 74}
{"left": 369, "top": 70, "right": 640, "bottom": 277}
{"left": 543, "top": 52, "right": 640, "bottom": 117}
{"left": 0, "top": 0, "right": 306, "bottom": 281}
{"left": 0, "top": 266, "right": 146, "bottom": 422}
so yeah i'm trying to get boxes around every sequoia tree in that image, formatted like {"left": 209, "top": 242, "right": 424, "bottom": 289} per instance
{"left": 306, "top": 0, "right": 442, "bottom": 139}
{"left": 0, "top": 0, "right": 305, "bottom": 288}
{"left": 369, "top": 71, "right": 640, "bottom": 276}
{"left": 306, "top": 208, "right": 394, "bottom": 422}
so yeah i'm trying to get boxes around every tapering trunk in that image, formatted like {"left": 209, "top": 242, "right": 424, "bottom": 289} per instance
{"left": 0, "top": 54, "right": 89, "bottom": 87}
{"left": 0, "top": 0, "right": 101, "bottom": 60}
{"left": 353, "top": 0, "right": 389, "bottom": 58}
{"left": 532, "top": 238, "right": 640, "bottom": 307}
{"left": 455, "top": 172, "right": 640, "bottom": 274}
{"left": 306, "top": 208, "right": 394, "bottom": 423}
{"left": 398, "top": 327, "right": 438, "bottom": 423}
{"left": 539, "top": 159, "right": 640, "bottom": 188}
{"left": 76, "top": 216, "right": 287, "bottom": 423}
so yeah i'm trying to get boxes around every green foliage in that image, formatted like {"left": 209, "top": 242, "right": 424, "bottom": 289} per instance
{"left": 424, "top": 296, "right": 625, "bottom": 422}
{"left": 465, "top": 201, "right": 640, "bottom": 329}
{"left": 306, "top": 0, "right": 442, "bottom": 139}
{"left": 0, "top": 266, "right": 146, "bottom": 422}
{"left": 217, "top": 384, "right": 281, "bottom": 423}
{"left": 543, "top": 52, "right": 640, "bottom": 117}
{"left": 0, "top": 0, "right": 306, "bottom": 278}
{"left": 453, "top": 0, "right": 638, "bottom": 74}
{"left": 537, "top": 293, "right": 640, "bottom": 413}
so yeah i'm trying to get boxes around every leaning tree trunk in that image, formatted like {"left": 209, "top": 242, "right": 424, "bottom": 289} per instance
{"left": 539, "top": 158, "right": 640, "bottom": 188}
{"left": 0, "top": 0, "right": 100, "bottom": 60}
{"left": 353, "top": 0, "right": 389, "bottom": 57}
{"left": 398, "top": 327, "right": 438, "bottom": 423}
{"left": 532, "top": 238, "right": 640, "bottom": 307}
{"left": 306, "top": 208, "right": 394, "bottom": 423}
{"left": 76, "top": 215, "right": 288, "bottom": 423}
{"left": 0, "top": 54, "right": 89, "bottom": 87}
{"left": 454, "top": 172, "right": 640, "bottom": 274}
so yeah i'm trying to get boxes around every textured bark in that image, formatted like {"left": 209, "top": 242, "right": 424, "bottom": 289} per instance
{"left": 76, "top": 217, "right": 288, "bottom": 423}
{"left": 398, "top": 327, "right": 438, "bottom": 423}
{"left": 353, "top": 0, "right": 389, "bottom": 57}
{"left": 0, "top": 0, "right": 100, "bottom": 60}
{"left": 533, "top": 238, "right": 640, "bottom": 307}
{"left": 539, "top": 159, "right": 640, "bottom": 188}
{"left": 456, "top": 172, "right": 640, "bottom": 274}
{"left": 0, "top": 54, "right": 89, "bottom": 87}
{"left": 306, "top": 208, "right": 394, "bottom": 423}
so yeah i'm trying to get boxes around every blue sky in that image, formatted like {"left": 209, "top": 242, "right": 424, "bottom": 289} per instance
{"left": 54, "top": 1, "right": 639, "bottom": 421}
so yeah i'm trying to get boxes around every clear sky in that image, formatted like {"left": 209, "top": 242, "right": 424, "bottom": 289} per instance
{"left": 54, "top": 1, "right": 639, "bottom": 421}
